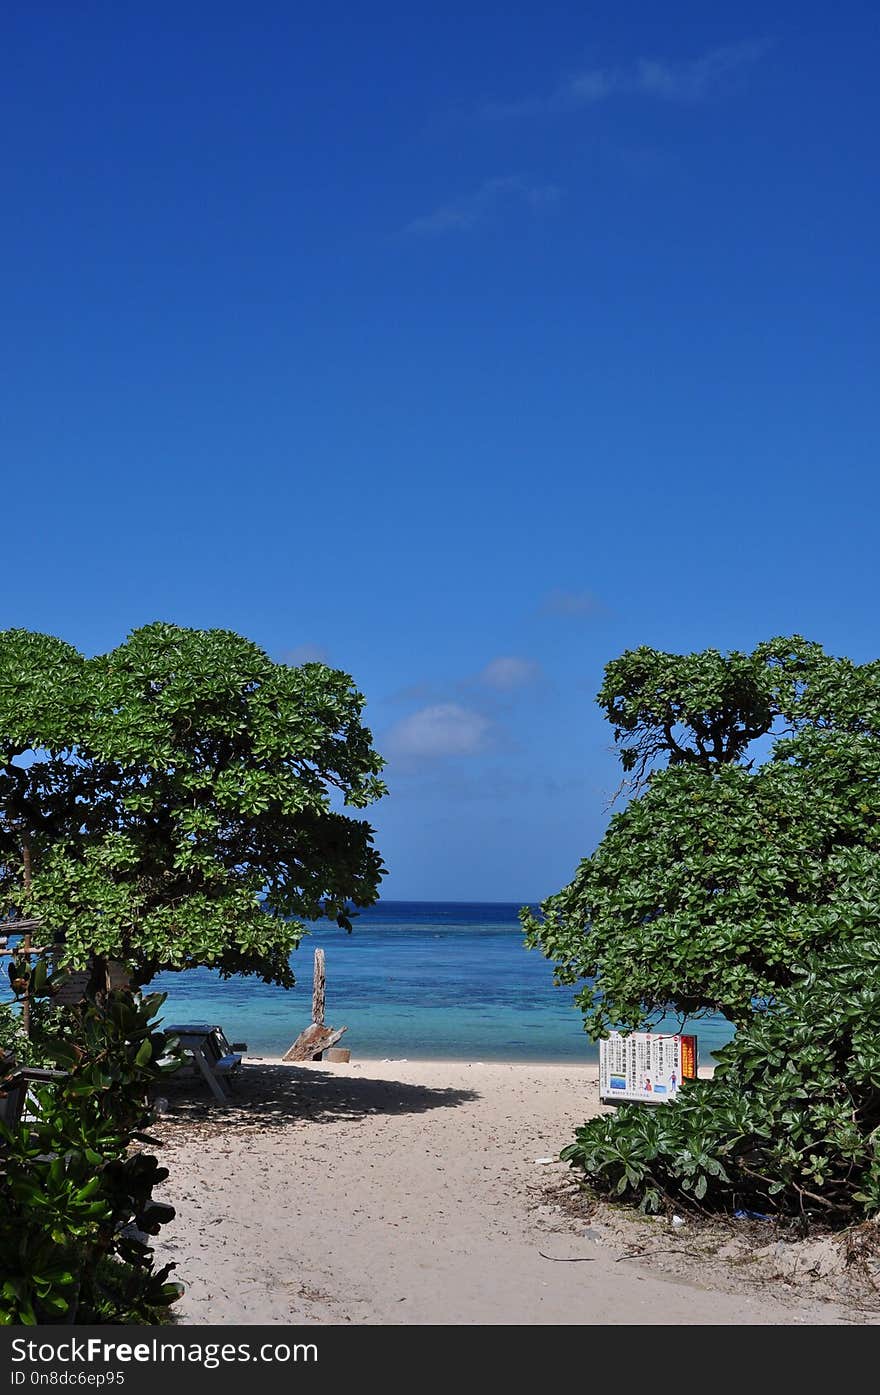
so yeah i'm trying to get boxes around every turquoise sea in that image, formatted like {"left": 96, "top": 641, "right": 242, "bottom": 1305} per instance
{"left": 150, "top": 901, "right": 735, "bottom": 1063}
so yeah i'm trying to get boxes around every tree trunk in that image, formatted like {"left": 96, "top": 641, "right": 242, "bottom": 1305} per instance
{"left": 20, "top": 840, "right": 32, "bottom": 1038}
{"left": 86, "top": 955, "right": 111, "bottom": 1003}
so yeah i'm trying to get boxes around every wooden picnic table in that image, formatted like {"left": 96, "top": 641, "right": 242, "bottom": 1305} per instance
{"left": 165, "top": 1024, "right": 246, "bottom": 1104}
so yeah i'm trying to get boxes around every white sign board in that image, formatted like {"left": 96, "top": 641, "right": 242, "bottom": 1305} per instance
{"left": 599, "top": 1032, "right": 697, "bottom": 1104}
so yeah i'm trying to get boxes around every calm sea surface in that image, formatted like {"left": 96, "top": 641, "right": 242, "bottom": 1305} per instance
{"left": 150, "top": 901, "right": 735, "bottom": 1062}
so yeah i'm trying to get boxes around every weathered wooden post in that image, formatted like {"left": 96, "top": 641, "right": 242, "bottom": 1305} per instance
{"left": 312, "top": 947, "right": 326, "bottom": 1027}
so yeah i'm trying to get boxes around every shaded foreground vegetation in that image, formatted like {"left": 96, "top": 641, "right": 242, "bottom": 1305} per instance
{"left": 1, "top": 976, "right": 181, "bottom": 1325}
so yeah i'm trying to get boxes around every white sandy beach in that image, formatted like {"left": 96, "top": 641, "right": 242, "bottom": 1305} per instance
{"left": 154, "top": 1057, "right": 867, "bottom": 1326}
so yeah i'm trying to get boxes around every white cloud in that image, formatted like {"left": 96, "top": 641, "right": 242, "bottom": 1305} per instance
{"left": 385, "top": 703, "right": 492, "bottom": 759}
{"left": 540, "top": 589, "right": 603, "bottom": 618}
{"left": 478, "top": 656, "right": 542, "bottom": 690}
{"left": 483, "top": 41, "right": 769, "bottom": 119}
{"left": 403, "top": 175, "right": 560, "bottom": 237}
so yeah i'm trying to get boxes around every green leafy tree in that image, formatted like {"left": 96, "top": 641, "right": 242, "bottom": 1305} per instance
{"left": 524, "top": 638, "right": 880, "bottom": 1222}
{"left": 0, "top": 623, "right": 386, "bottom": 986}
{"left": 522, "top": 637, "right": 880, "bottom": 1033}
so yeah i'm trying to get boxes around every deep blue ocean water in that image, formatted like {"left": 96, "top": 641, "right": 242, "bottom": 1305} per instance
{"left": 149, "top": 901, "right": 735, "bottom": 1062}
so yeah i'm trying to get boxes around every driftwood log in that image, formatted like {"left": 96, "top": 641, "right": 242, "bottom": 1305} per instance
{"left": 282, "top": 1023, "right": 348, "bottom": 1063}
{"left": 282, "top": 947, "right": 348, "bottom": 1061}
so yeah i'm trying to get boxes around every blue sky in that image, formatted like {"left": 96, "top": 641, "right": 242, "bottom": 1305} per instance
{"left": 3, "top": 3, "right": 878, "bottom": 900}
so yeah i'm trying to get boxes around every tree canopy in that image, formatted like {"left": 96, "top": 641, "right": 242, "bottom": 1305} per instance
{"left": 0, "top": 623, "right": 386, "bottom": 985}
{"left": 522, "top": 637, "right": 880, "bottom": 1032}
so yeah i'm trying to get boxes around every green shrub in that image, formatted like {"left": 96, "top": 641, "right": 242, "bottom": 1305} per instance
{"left": 565, "top": 933, "right": 880, "bottom": 1223}
{"left": 0, "top": 974, "right": 183, "bottom": 1325}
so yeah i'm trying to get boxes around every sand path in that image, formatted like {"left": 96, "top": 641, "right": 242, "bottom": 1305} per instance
{"left": 154, "top": 1059, "right": 854, "bottom": 1325}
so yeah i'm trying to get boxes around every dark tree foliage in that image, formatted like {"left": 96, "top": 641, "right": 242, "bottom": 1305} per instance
{"left": 598, "top": 638, "right": 820, "bottom": 781}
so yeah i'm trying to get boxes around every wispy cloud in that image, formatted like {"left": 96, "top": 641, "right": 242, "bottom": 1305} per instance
{"left": 283, "top": 643, "right": 331, "bottom": 665}
{"left": 478, "top": 655, "right": 542, "bottom": 690}
{"left": 483, "top": 41, "right": 769, "bottom": 120}
{"left": 539, "top": 589, "right": 604, "bottom": 619}
{"left": 403, "top": 175, "right": 560, "bottom": 237}
{"left": 385, "top": 703, "right": 493, "bottom": 759}
{"left": 632, "top": 42, "right": 770, "bottom": 99}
